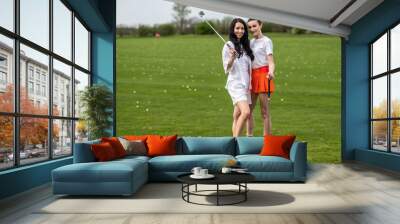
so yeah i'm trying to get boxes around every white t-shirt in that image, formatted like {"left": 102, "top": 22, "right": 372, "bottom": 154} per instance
{"left": 221, "top": 41, "right": 252, "bottom": 91}
{"left": 250, "top": 36, "right": 273, "bottom": 69}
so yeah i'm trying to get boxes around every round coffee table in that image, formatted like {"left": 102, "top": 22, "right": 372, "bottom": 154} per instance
{"left": 177, "top": 172, "right": 255, "bottom": 206}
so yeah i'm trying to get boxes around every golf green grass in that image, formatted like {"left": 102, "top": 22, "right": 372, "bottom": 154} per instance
{"left": 117, "top": 34, "right": 341, "bottom": 163}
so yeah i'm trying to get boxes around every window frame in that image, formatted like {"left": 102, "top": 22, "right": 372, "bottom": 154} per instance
{"left": 0, "top": 0, "right": 92, "bottom": 171}
{"left": 370, "top": 20, "right": 400, "bottom": 154}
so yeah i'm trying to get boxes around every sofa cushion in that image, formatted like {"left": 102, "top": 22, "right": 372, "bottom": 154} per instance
{"left": 147, "top": 135, "right": 178, "bottom": 157}
{"left": 53, "top": 159, "right": 147, "bottom": 183}
{"left": 260, "top": 135, "right": 296, "bottom": 159}
{"left": 91, "top": 142, "right": 118, "bottom": 161}
{"left": 118, "top": 138, "right": 147, "bottom": 156}
{"left": 177, "top": 137, "right": 235, "bottom": 155}
{"left": 236, "top": 137, "right": 263, "bottom": 155}
{"left": 73, "top": 139, "right": 101, "bottom": 163}
{"left": 149, "top": 154, "right": 235, "bottom": 172}
{"left": 236, "top": 155, "right": 293, "bottom": 172}
{"left": 101, "top": 137, "right": 127, "bottom": 158}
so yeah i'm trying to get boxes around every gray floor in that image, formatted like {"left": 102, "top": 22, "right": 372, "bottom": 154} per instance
{"left": 1, "top": 163, "right": 400, "bottom": 224}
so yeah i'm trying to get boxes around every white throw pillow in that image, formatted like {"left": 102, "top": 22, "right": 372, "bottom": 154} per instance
{"left": 118, "top": 137, "right": 147, "bottom": 156}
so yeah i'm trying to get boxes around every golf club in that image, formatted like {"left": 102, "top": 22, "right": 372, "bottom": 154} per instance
{"left": 199, "top": 11, "right": 232, "bottom": 48}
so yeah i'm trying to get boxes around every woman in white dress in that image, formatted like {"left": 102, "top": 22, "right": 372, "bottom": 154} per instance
{"left": 246, "top": 19, "right": 276, "bottom": 136}
{"left": 222, "top": 18, "right": 254, "bottom": 137}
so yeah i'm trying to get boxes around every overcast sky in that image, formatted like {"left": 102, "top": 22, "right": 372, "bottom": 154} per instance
{"left": 116, "top": 0, "right": 239, "bottom": 26}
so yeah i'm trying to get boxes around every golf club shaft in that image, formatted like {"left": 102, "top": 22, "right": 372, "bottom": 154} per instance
{"left": 203, "top": 20, "right": 227, "bottom": 44}
{"left": 267, "top": 78, "right": 271, "bottom": 99}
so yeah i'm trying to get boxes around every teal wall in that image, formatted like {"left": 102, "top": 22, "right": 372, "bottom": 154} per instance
{"left": 91, "top": 0, "right": 116, "bottom": 136}
{"left": 0, "top": 0, "right": 116, "bottom": 200}
{"left": 343, "top": 0, "right": 400, "bottom": 171}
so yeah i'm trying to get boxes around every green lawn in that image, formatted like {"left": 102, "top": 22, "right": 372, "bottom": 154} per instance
{"left": 116, "top": 34, "right": 341, "bottom": 163}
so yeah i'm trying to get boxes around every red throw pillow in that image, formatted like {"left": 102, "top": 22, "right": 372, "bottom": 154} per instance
{"left": 91, "top": 142, "right": 117, "bottom": 161}
{"left": 260, "top": 135, "right": 296, "bottom": 159}
{"left": 146, "top": 135, "right": 178, "bottom": 157}
{"left": 101, "top": 137, "right": 127, "bottom": 158}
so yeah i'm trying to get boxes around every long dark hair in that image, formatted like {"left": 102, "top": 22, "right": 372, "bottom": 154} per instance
{"left": 229, "top": 18, "right": 254, "bottom": 61}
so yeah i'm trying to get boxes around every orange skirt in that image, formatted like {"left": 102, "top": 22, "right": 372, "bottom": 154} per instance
{"left": 251, "top": 66, "right": 275, "bottom": 94}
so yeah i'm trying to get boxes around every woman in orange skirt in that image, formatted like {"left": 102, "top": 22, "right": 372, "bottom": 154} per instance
{"left": 246, "top": 19, "right": 276, "bottom": 136}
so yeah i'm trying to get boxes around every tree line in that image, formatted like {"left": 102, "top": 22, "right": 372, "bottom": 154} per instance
{"left": 117, "top": 3, "right": 314, "bottom": 38}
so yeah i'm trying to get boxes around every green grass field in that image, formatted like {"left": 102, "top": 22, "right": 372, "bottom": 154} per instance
{"left": 116, "top": 34, "right": 341, "bottom": 163}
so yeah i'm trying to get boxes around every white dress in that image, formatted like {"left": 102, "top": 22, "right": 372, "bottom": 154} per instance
{"left": 222, "top": 41, "right": 252, "bottom": 105}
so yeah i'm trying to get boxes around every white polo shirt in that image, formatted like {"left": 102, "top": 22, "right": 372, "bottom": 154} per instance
{"left": 250, "top": 35, "right": 273, "bottom": 69}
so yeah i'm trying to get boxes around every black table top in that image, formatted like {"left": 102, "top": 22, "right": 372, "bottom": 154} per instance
{"left": 177, "top": 172, "right": 255, "bottom": 185}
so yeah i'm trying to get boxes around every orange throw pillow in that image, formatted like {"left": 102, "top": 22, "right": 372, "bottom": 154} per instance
{"left": 260, "top": 135, "right": 296, "bottom": 159}
{"left": 146, "top": 135, "right": 178, "bottom": 157}
{"left": 91, "top": 142, "right": 117, "bottom": 161}
{"left": 101, "top": 137, "right": 127, "bottom": 158}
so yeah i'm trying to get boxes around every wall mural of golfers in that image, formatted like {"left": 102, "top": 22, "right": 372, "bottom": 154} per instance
{"left": 116, "top": 1, "right": 342, "bottom": 163}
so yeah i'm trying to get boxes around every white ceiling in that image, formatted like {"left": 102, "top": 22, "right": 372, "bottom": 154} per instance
{"left": 168, "top": 0, "right": 384, "bottom": 37}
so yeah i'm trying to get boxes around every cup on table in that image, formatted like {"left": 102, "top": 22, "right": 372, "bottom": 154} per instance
{"left": 221, "top": 167, "right": 232, "bottom": 174}
{"left": 191, "top": 167, "right": 202, "bottom": 176}
{"left": 200, "top": 169, "right": 208, "bottom": 176}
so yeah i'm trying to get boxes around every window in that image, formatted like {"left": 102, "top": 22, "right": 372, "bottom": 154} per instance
{"left": 53, "top": 0, "right": 72, "bottom": 60}
{"left": 74, "top": 69, "right": 89, "bottom": 118}
{"left": 53, "top": 119, "right": 72, "bottom": 158}
{"left": 0, "top": 0, "right": 91, "bottom": 170}
{"left": 0, "top": 116, "right": 14, "bottom": 170}
{"left": 0, "top": 71, "right": 6, "bottom": 85}
{"left": 75, "top": 18, "right": 90, "bottom": 70}
{"left": 42, "top": 85, "right": 46, "bottom": 97}
{"left": 36, "top": 83, "right": 40, "bottom": 95}
{"left": 19, "top": 117, "right": 49, "bottom": 165}
{"left": 0, "top": 34, "right": 13, "bottom": 113}
{"left": 28, "top": 81, "right": 34, "bottom": 94}
{"left": 0, "top": 53, "right": 8, "bottom": 89}
{"left": 53, "top": 59, "right": 72, "bottom": 117}
{"left": 20, "top": 0, "right": 49, "bottom": 49}
{"left": 0, "top": 0, "right": 14, "bottom": 32}
{"left": 35, "top": 70, "right": 40, "bottom": 81}
{"left": 0, "top": 55, "right": 7, "bottom": 67}
{"left": 370, "top": 23, "right": 400, "bottom": 153}
{"left": 28, "top": 67, "right": 34, "bottom": 80}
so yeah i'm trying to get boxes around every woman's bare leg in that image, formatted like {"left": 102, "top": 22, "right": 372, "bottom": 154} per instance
{"left": 259, "top": 93, "right": 271, "bottom": 135}
{"left": 233, "top": 101, "right": 251, "bottom": 137}
{"left": 246, "top": 93, "right": 258, "bottom": 136}
{"left": 232, "top": 105, "right": 240, "bottom": 135}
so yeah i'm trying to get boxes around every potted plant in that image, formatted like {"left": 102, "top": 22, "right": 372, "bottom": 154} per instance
{"left": 79, "top": 84, "right": 113, "bottom": 140}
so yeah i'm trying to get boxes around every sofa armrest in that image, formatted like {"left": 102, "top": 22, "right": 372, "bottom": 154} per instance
{"left": 289, "top": 141, "right": 307, "bottom": 181}
{"left": 73, "top": 140, "right": 100, "bottom": 163}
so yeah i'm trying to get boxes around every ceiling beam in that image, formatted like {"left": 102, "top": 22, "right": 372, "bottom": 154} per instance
{"left": 167, "top": 0, "right": 351, "bottom": 37}
{"left": 330, "top": 0, "right": 368, "bottom": 27}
